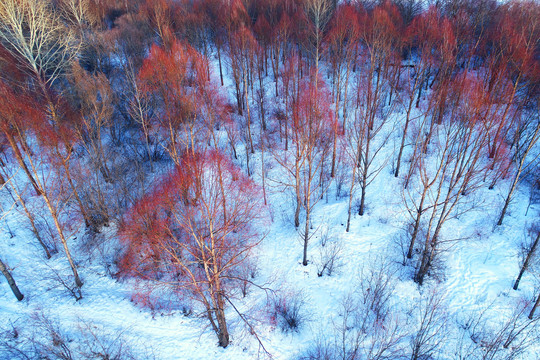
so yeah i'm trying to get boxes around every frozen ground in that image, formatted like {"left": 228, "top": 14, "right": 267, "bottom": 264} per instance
{"left": 0, "top": 60, "right": 539, "bottom": 360}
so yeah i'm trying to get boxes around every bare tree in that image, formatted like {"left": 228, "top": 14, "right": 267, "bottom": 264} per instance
{"left": 404, "top": 74, "right": 493, "bottom": 285}
{"left": 0, "top": 172, "right": 24, "bottom": 301}
{"left": 458, "top": 299, "right": 540, "bottom": 358}
{"left": 304, "top": 0, "right": 333, "bottom": 78}
{"left": 0, "top": 247, "right": 24, "bottom": 303}
{"left": 0, "top": 0, "right": 80, "bottom": 89}
{"left": 530, "top": 292, "right": 540, "bottom": 320}
{"left": 394, "top": 6, "right": 449, "bottom": 178}
{"left": 0, "top": 0, "right": 92, "bottom": 236}
{"left": 346, "top": 3, "right": 401, "bottom": 221}
{"left": 121, "top": 151, "right": 268, "bottom": 348}
{"left": 325, "top": 4, "right": 360, "bottom": 177}
{"left": 124, "top": 58, "right": 156, "bottom": 168}
{"left": 58, "top": 0, "right": 99, "bottom": 31}
{"left": 0, "top": 164, "right": 51, "bottom": 259}
{"left": 497, "top": 107, "right": 540, "bottom": 226}
{"left": 409, "top": 288, "right": 449, "bottom": 360}
{"left": 514, "top": 227, "right": 540, "bottom": 290}
{"left": 229, "top": 26, "right": 259, "bottom": 172}
{"left": 0, "top": 83, "right": 83, "bottom": 292}
{"left": 303, "top": 259, "right": 406, "bottom": 359}
{"left": 273, "top": 64, "right": 334, "bottom": 265}
{"left": 1, "top": 312, "right": 142, "bottom": 359}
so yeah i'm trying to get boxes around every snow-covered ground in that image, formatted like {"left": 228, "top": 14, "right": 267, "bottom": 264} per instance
{"left": 1, "top": 58, "right": 539, "bottom": 360}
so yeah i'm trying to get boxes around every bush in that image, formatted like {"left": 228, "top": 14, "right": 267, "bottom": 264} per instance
{"left": 0, "top": 312, "right": 144, "bottom": 360}
{"left": 316, "top": 240, "right": 343, "bottom": 277}
{"left": 271, "top": 291, "right": 309, "bottom": 333}
{"left": 297, "top": 336, "right": 335, "bottom": 360}
{"left": 356, "top": 258, "right": 397, "bottom": 330}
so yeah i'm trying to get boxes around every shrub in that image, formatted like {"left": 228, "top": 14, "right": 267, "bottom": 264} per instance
{"left": 271, "top": 291, "right": 309, "bottom": 333}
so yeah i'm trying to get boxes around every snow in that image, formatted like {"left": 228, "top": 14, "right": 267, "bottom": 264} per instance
{"left": 1, "top": 55, "right": 539, "bottom": 360}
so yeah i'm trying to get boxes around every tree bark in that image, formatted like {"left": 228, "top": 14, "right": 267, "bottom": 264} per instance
{"left": 513, "top": 232, "right": 539, "bottom": 290}
{"left": 294, "top": 157, "right": 301, "bottom": 228}
{"left": 42, "top": 192, "right": 83, "bottom": 290}
{"left": 529, "top": 292, "right": 540, "bottom": 320}
{"left": 242, "top": 60, "right": 254, "bottom": 154}
{"left": 303, "top": 204, "right": 311, "bottom": 266}
{"left": 414, "top": 239, "right": 435, "bottom": 286}
{"left": 4, "top": 132, "right": 41, "bottom": 196}
{"left": 358, "top": 127, "right": 370, "bottom": 216}
{"left": 0, "top": 258, "right": 24, "bottom": 301}
{"left": 346, "top": 163, "right": 357, "bottom": 232}
{"left": 497, "top": 120, "right": 540, "bottom": 226}
{"left": 407, "top": 195, "right": 425, "bottom": 259}
{"left": 217, "top": 44, "right": 224, "bottom": 86}
{"left": 59, "top": 151, "right": 91, "bottom": 228}
{"left": 11, "top": 183, "right": 51, "bottom": 259}
{"left": 395, "top": 96, "right": 415, "bottom": 177}
{"left": 215, "top": 294, "right": 230, "bottom": 347}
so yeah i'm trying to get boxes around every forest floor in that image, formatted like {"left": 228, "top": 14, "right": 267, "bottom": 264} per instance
{"left": 0, "top": 58, "right": 539, "bottom": 360}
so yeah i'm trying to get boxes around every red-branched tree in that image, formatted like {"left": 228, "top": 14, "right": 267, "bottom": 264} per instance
{"left": 403, "top": 6, "right": 458, "bottom": 188}
{"left": 482, "top": 2, "right": 540, "bottom": 190}
{"left": 120, "top": 150, "right": 267, "bottom": 348}
{"left": 404, "top": 73, "right": 494, "bottom": 285}
{"left": 138, "top": 40, "right": 208, "bottom": 163}
{"left": 229, "top": 25, "right": 259, "bottom": 162}
{"left": 0, "top": 82, "right": 84, "bottom": 293}
{"left": 140, "top": 0, "right": 176, "bottom": 45}
{"left": 271, "top": 11, "right": 292, "bottom": 97}
{"left": 349, "top": 2, "right": 402, "bottom": 217}
{"left": 274, "top": 62, "right": 334, "bottom": 265}
{"left": 199, "top": 0, "right": 226, "bottom": 85}
{"left": 325, "top": 3, "right": 360, "bottom": 177}
{"left": 396, "top": 6, "right": 451, "bottom": 179}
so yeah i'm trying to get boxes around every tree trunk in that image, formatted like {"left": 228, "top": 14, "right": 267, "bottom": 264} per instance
{"left": 257, "top": 58, "right": 267, "bottom": 132}
{"left": 4, "top": 132, "right": 41, "bottom": 195}
{"left": 11, "top": 183, "right": 51, "bottom": 259}
{"left": 498, "top": 120, "right": 540, "bottom": 226}
{"left": 215, "top": 301, "right": 230, "bottom": 347}
{"left": 529, "top": 292, "right": 540, "bottom": 320}
{"left": 245, "top": 144, "right": 251, "bottom": 177}
{"left": 271, "top": 45, "right": 279, "bottom": 97}
{"left": 232, "top": 61, "right": 243, "bottom": 116}
{"left": 513, "top": 232, "right": 539, "bottom": 290}
{"left": 358, "top": 135, "right": 370, "bottom": 216}
{"left": 59, "top": 153, "right": 91, "bottom": 228}
{"left": 395, "top": 98, "right": 414, "bottom": 177}
{"left": 330, "top": 66, "right": 341, "bottom": 178}
{"left": 342, "top": 62, "right": 351, "bottom": 131}
{"left": 42, "top": 193, "right": 83, "bottom": 290}
{"left": 243, "top": 67, "right": 254, "bottom": 154}
{"left": 260, "top": 124, "right": 267, "bottom": 206}
{"left": 303, "top": 205, "right": 310, "bottom": 266}
{"left": 0, "top": 258, "right": 24, "bottom": 301}
{"left": 359, "top": 181, "right": 366, "bottom": 216}
{"left": 217, "top": 44, "right": 224, "bottom": 86}
{"left": 295, "top": 159, "right": 301, "bottom": 228}
{"left": 415, "top": 214, "right": 438, "bottom": 286}
{"left": 330, "top": 122, "right": 338, "bottom": 178}
{"left": 346, "top": 164, "right": 357, "bottom": 232}
{"left": 416, "top": 75, "right": 425, "bottom": 108}
{"left": 414, "top": 241, "right": 433, "bottom": 286}
{"left": 407, "top": 196, "right": 425, "bottom": 259}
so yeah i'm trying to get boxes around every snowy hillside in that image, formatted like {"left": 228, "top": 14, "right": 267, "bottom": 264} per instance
{"left": 0, "top": 0, "right": 539, "bottom": 359}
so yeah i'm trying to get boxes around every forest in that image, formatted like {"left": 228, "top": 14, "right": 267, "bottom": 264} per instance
{"left": 0, "top": 0, "right": 539, "bottom": 359}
